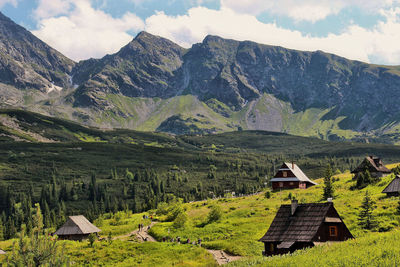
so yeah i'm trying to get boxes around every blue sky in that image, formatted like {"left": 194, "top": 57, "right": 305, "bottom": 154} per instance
{"left": 1, "top": 0, "right": 400, "bottom": 65}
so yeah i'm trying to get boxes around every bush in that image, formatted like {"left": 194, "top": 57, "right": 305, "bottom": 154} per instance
{"left": 88, "top": 233, "right": 97, "bottom": 247}
{"left": 265, "top": 191, "right": 271, "bottom": 199}
{"left": 207, "top": 205, "right": 223, "bottom": 224}
{"left": 173, "top": 212, "right": 188, "bottom": 229}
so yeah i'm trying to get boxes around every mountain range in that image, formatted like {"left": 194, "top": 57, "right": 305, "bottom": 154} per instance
{"left": 1, "top": 11, "right": 400, "bottom": 143}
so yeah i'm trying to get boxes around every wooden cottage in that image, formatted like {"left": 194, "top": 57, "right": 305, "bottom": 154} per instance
{"left": 54, "top": 215, "right": 101, "bottom": 241}
{"left": 382, "top": 175, "right": 400, "bottom": 197}
{"left": 259, "top": 200, "right": 353, "bottom": 256}
{"left": 351, "top": 156, "right": 391, "bottom": 179}
{"left": 270, "top": 162, "right": 317, "bottom": 190}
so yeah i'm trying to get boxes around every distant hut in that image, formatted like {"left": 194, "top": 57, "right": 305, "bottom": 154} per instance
{"left": 270, "top": 162, "right": 317, "bottom": 190}
{"left": 382, "top": 175, "right": 400, "bottom": 197}
{"left": 259, "top": 200, "right": 353, "bottom": 256}
{"left": 0, "top": 249, "right": 6, "bottom": 255}
{"left": 54, "top": 215, "right": 101, "bottom": 241}
{"left": 351, "top": 156, "right": 391, "bottom": 179}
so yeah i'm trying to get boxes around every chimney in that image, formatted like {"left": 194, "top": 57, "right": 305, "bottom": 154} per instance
{"left": 291, "top": 200, "right": 298, "bottom": 216}
{"left": 292, "top": 162, "right": 295, "bottom": 169}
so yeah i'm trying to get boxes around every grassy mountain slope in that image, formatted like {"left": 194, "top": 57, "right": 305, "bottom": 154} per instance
{"left": 148, "top": 168, "right": 400, "bottom": 256}
{"left": 2, "top": 7, "right": 400, "bottom": 142}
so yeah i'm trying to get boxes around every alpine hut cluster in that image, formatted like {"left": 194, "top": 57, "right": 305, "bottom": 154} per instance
{"left": 55, "top": 215, "right": 101, "bottom": 241}
{"left": 270, "top": 162, "right": 317, "bottom": 190}
{"left": 259, "top": 200, "right": 353, "bottom": 256}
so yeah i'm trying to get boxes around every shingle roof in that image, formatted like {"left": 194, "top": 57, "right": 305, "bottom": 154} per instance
{"left": 259, "top": 203, "right": 333, "bottom": 243}
{"left": 270, "top": 162, "right": 317, "bottom": 185}
{"left": 382, "top": 175, "right": 400, "bottom": 194}
{"left": 351, "top": 156, "right": 391, "bottom": 174}
{"left": 54, "top": 215, "right": 101, "bottom": 236}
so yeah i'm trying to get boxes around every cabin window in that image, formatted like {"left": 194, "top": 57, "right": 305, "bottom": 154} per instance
{"left": 329, "top": 226, "right": 338, "bottom": 237}
{"left": 283, "top": 171, "right": 288, "bottom": 177}
{"left": 290, "top": 182, "right": 294, "bottom": 185}
{"left": 279, "top": 182, "right": 283, "bottom": 187}
{"left": 270, "top": 243, "right": 274, "bottom": 252}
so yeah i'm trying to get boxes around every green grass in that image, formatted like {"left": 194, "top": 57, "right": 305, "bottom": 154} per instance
{"left": 64, "top": 240, "right": 216, "bottom": 266}
{"left": 228, "top": 230, "right": 400, "bottom": 266}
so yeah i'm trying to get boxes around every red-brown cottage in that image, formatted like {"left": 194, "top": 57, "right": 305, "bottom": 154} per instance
{"left": 270, "top": 162, "right": 317, "bottom": 190}
{"left": 259, "top": 200, "right": 353, "bottom": 256}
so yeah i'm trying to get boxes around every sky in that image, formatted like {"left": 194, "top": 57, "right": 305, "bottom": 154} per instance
{"left": 1, "top": 0, "right": 400, "bottom": 65}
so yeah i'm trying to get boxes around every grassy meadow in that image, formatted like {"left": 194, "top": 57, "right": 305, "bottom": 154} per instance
{"left": 1, "top": 163, "right": 400, "bottom": 266}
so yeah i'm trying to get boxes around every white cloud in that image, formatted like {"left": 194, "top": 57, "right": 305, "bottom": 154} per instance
{"left": 221, "top": 0, "right": 397, "bottom": 23}
{"left": 0, "top": 0, "right": 18, "bottom": 8}
{"left": 32, "top": 0, "right": 144, "bottom": 61}
{"left": 33, "top": 0, "right": 73, "bottom": 19}
{"left": 30, "top": 0, "right": 400, "bottom": 64}
{"left": 144, "top": 6, "right": 400, "bottom": 64}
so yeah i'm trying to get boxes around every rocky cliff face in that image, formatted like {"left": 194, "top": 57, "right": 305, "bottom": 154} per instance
{"left": 0, "top": 12, "right": 75, "bottom": 92}
{"left": 71, "top": 32, "right": 400, "bottom": 134}
{"left": 72, "top": 31, "right": 186, "bottom": 107}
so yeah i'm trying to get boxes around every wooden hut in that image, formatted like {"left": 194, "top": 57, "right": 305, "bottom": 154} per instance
{"left": 54, "top": 215, "right": 101, "bottom": 241}
{"left": 259, "top": 200, "right": 353, "bottom": 256}
{"left": 351, "top": 156, "right": 391, "bottom": 179}
{"left": 270, "top": 162, "right": 317, "bottom": 190}
{"left": 382, "top": 175, "right": 400, "bottom": 197}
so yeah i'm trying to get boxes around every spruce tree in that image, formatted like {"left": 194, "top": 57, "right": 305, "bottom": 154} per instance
{"left": 323, "top": 164, "right": 334, "bottom": 200}
{"left": 0, "top": 219, "right": 4, "bottom": 241}
{"left": 7, "top": 204, "right": 69, "bottom": 266}
{"left": 358, "top": 191, "right": 377, "bottom": 230}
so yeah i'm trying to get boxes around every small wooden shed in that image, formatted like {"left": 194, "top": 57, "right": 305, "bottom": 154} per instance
{"left": 54, "top": 215, "right": 101, "bottom": 241}
{"left": 259, "top": 200, "right": 353, "bottom": 256}
{"left": 351, "top": 156, "right": 391, "bottom": 179}
{"left": 382, "top": 175, "right": 400, "bottom": 197}
{"left": 270, "top": 162, "right": 317, "bottom": 190}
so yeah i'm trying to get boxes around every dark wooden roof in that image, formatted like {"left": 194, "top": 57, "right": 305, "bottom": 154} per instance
{"left": 351, "top": 156, "right": 391, "bottom": 174}
{"left": 259, "top": 203, "right": 333, "bottom": 243}
{"left": 382, "top": 175, "right": 400, "bottom": 193}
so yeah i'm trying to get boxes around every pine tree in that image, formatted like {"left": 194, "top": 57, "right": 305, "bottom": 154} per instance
{"left": 358, "top": 191, "right": 377, "bottom": 230}
{"left": 323, "top": 164, "right": 334, "bottom": 200}
{"left": 0, "top": 219, "right": 4, "bottom": 241}
{"left": 6, "top": 203, "right": 69, "bottom": 266}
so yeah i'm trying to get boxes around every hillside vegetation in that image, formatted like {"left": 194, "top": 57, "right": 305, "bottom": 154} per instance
{"left": 1, "top": 164, "right": 400, "bottom": 266}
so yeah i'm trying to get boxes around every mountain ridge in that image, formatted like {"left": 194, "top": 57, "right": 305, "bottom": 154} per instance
{"left": 1, "top": 11, "right": 400, "bottom": 142}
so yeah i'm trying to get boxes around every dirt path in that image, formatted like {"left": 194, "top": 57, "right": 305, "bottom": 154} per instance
{"left": 114, "top": 222, "right": 241, "bottom": 265}
{"left": 207, "top": 250, "right": 242, "bottom": 265}
{"left": 114, "top": 222, "right": 158, "bottom": 242}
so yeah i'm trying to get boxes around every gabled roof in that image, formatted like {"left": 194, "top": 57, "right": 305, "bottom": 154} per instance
{"left": 271, "top": 162, "right": 317, "bottom": 185}
{"left": 54, "top": 215, "right": 101, "bottom": 236}
{"left": 382, "top": 175, "right": 400, "bottom": 194}
{"left": 259, "top": 202, "right": 334, "bottom": 243}
{"left": 351, "top": 156, "right": 391, "bottom": 174}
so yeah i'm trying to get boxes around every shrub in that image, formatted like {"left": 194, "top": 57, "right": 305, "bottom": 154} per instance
{"left": 207, "top": 205, "right": 223, "bottom": 224}
{"left": 173, "top": 212, "right": 188, "bottom": 229}
{"left": 88, "top": 233, "right": 97, "bottom": 247}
